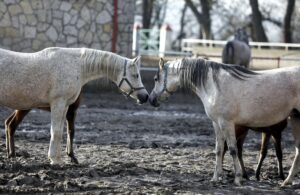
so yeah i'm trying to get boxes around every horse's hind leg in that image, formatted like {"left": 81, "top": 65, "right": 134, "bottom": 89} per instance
{"left": 282, "top": 113, "right": 300, "bottom": 186}
{"left": 272, "top": 130, "right": 285, "bottom": 180}
{"left": 255, "top": 132, "right": 270, "bottom": 181}
{"left": 5, "top": 112, "right": 16, "bottom": 157}
{"left": 236, "top": 128, "right": 248, "bottom": 179}
{"left": 66, "top": 105, "right": 79, "bottom": 164}
{"left": 5, "top": 110, "right": 30, "bottom": 158}
{"left": 65, "top": 95, "right": 81, "bottom": 164}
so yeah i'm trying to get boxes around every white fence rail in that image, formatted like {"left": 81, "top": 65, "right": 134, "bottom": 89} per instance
{"left": 182, "top": 38, "right": 300, "bottom": 52}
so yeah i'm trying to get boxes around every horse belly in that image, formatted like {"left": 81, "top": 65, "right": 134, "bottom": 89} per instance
{"left": 237, "top": 101, "right": 293, "bottom": 127}
{"left": 0, "top": 79, "right": 51, "bottom": 109}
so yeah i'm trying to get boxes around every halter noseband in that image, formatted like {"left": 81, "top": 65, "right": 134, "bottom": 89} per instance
{"left": 157, "top": 64, "right": 174, "bottom": 96}
{"left": 118, "top": 60, "right": 145, "bottom": 98}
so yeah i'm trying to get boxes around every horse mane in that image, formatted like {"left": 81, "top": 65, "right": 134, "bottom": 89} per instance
{"left": 179, "top": 58, "right": 257, "bottom": 89}
{"left": 80, "top": 48, "right": 126, "bottom": 80}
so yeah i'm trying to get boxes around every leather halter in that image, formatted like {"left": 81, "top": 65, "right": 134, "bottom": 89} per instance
{"left": 118, "top": 60, "right": 145, "bottom": 98}
{"left": 156, "top": 64, "right": 174, "bottom": 97}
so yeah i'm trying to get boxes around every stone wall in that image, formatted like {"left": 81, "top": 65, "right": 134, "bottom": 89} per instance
{"left": 0, "top": 0, "right": 135, "bottom": 56}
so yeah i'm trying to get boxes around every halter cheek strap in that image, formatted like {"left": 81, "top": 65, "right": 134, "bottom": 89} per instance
{"left": 118, "top": 60, "right": 145, "bottom": 98}
{"left": 157, "top": 64, "right": 174, "bottom": 97}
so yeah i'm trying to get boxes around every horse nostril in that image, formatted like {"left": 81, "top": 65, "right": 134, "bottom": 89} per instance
{"left": 144, "top": 94, "right": 149, "bottom": 102}
{"left": 137, "top": 93, "right": 148, "bottom": 104}
{"left": 149, "top": 95, "right": 159, "bottom": 107}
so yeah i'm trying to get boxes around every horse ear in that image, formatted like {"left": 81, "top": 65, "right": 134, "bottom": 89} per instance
{"left": 133, "top": 56, "right": 141, "bottom": 64}
{"left": 159, "top": 58, "right": 164, "bottom": 70}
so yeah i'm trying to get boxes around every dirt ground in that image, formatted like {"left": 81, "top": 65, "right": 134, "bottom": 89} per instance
{"left": 0, "top": 91, "right": 300, "bottom": 194}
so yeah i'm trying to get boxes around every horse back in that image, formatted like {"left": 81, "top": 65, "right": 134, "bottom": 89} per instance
{"left": 0, "top": 48, "right": 82, "bottom": 109}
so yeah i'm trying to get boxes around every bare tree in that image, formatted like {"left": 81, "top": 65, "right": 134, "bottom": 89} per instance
{"left": 172, "top": 2, "right": 188, "bottom": 50}
{"left": 185, "top": 0, "right": 212, "bottom": 39}
{"left": 142, "top": 0, "right": 155, "bottom": 29}
{"left": 249, "top": 0, "right": 268, "bottom": 42}
{"left": 283, "top": 0, "right": 295, "bottom": 43}
{"left": 153, "top": 0, "right": 168, "bottom": 28}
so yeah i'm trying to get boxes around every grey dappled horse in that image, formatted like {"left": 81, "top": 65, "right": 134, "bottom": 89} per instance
{"left": 149, "top": 57, "right": 300, "bottom": 186}
{"left": 0, "top": 47, "right": 148, "bottom": 164}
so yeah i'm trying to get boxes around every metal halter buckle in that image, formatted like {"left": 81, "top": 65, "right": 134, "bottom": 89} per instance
{"left": 118, "top": 60, "right": 145, "bottom": 98}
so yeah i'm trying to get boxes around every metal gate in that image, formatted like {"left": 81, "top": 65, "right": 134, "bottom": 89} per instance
{"left": 133, "top": 28, "right": 160, "bottom": 55}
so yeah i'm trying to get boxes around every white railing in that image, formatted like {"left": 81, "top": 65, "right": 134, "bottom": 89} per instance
{"left": 182, "top": 38, "right": 300, "bottom": 52}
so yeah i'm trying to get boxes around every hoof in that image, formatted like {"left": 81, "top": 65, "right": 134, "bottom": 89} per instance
{"left": 211, "top": 176, "right": 222, "bottom": 182}
{"left": 234, "top": 179, "right": 242, "bottom": 186}
{"left": 70, "top": 156, "right": 79, "bottom": 164}
{"left": 7, "top": 152, "right": 16, "bottom": 158}
{"left": 281, "top": 180, "right": 290, "bottom": 187}
{"left": 279, "top": 174, "right": 285, "bottom": 181}
{"left": 49, "top": 157, "right": 63, "bottom": 165}
{"left": 243, "top": 173, "right": 249, "bottom": 180}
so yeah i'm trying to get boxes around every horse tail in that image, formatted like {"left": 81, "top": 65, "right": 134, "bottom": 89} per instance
{"left": 222, "top": 41, "right": 234, "bottom": 64}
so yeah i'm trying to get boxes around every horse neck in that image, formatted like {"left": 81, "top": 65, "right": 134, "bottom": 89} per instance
{"left": 80, "top": 48, "right": 125, "bottom": 85}
{"left": 192, "top": 69, "right": 218, "bottom": 105}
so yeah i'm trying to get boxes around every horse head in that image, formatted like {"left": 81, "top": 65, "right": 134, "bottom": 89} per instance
{"left": 234, "top": 28, "right": 249, "bottom": 45}
{"left": 117, "top": 56, "right": 149, "bottom": 104}
{"left": 149, "top": 58, "right": 180, "bottom": 107}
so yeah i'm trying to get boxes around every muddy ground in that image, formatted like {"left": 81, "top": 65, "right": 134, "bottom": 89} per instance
{"left": 0, "top": 91, "right": 300, "bottom": 194}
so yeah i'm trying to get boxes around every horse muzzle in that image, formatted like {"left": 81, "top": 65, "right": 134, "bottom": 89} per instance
{"left": 149, "top": 92, "right": 160, "bottom": 107}
{"left": 137, "top": 92, "right": 149, "bottom": 104}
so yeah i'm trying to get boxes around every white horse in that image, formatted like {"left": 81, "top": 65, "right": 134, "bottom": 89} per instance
{"left": 0, "top": 47, "right": 148, "bottom": 164}
{"left": 149, "top": 57, "right": 300, "bottom": 186}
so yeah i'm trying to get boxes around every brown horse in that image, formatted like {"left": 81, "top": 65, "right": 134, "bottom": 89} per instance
{"left": 5, "top": 94, "right": 81, "bottom": 164}
{"left": 223, "top": 120, "right": 287, "bottom": 180}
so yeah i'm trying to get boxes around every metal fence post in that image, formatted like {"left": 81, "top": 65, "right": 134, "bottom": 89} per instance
{"left": 159, "top": 24, "right": 172, "bottom": 57}
{"left": 132, "top": 23, "right": 141, "bottom": 56}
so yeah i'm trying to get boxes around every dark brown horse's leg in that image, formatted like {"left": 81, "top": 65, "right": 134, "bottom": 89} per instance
{"left": 5, "top": 110, "right": 30, "bottom": 158}
{"left": 271, "top": 130, "right": 285, "bottom": 180}
{"left": 66, "top": 96, "right": 81, "bottom": 164}
{"left": 255, "top": 132, "right": 271, "bottom": 180}
{"left": 237, "top": 128, "right": 249, "bottom": 179}
{"left": 222, "top": 141, "right": 228, "bottom": 166}
{"left": 5, "top": 112, "right": 16, "bottom": 157}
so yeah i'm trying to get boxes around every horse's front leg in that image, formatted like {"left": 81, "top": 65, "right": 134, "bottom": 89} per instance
{"left": 282, "top": 115, "right": 300, "bottom": 186}
{"left": 220, "top": 120, "right": 242, "bottom": 186}
{"left": 211, "top": 121, "right": 225, "bottom": 182}
{"left": 48, "top": 99, "right": 68, "bottom": 165}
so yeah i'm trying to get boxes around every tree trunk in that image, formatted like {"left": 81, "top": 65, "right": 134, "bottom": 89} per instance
{"left": 249, "top": 0, "right": 268, "bottom": 42}
{"left": 142, "top": 0, "right": 154, "bottom": 29}
{"left": 185, "top": 0, "right": 212, "bottom": 39}
{"left": 200, "top": 0, "right": 211, "bottom": 39}
{"left": 283, "top": 0, "right": 295, "bottom": 43}
{"left": 179, "top": 3, "right": 188, "bottom": 43}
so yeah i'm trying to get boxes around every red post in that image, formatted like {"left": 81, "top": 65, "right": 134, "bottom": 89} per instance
{"left": 112, "top": 0, "right": 118, "bottom": 53}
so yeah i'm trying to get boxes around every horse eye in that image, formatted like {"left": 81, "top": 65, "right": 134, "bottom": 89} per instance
{"left": 136, "top": 74, "right": 139, "bottom": 78}
{"left": 154, "top": 77, "right": 158, "bottom": 82}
